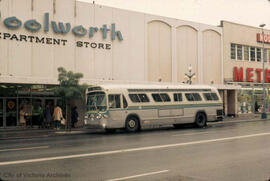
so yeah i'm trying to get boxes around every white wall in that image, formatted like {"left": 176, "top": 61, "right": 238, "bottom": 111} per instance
{"left": 176, "top": 25, "right": 198, "bottom": 84}
{"left": 0, "top": 0, "right": 222, "bottom": 85}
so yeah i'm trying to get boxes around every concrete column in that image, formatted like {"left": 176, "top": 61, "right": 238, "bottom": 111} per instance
{"left": 234, "top": 90, "right": 238, "bottom": 116}
{"left": 224, "top": 90, "right": 228, "bottom": 116}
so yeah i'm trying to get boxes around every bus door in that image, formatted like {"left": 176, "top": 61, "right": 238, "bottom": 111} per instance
{"left": 108, "top": 94, "right": 125, "bottom": 126}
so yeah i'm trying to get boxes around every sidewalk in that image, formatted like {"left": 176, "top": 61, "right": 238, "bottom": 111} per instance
{"left": 0, "top": 127, "right": 99, "bottom": 140}
{"left": 0, "top": 114, "right": 268, "bottom": 140}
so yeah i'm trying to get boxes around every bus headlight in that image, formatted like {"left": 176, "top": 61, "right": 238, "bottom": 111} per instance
{"left": 96, "top": 113, "right": 102, "bottom": 119}
{"left": 103, "top": 114, "right": 109, "bottom": 118}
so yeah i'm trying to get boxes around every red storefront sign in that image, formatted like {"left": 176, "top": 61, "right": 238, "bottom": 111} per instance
{"left": 233, "top": 66, "right": 270, "bottom": 83}
{"left": 257, "top": 33, "right": 270, "bottom": 44}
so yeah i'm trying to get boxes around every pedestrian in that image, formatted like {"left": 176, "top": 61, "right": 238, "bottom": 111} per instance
{"left": 71, "top": 106, "right": 78, "bottom": 128}
{"left": 255, "top": 101, "right": 259, "bottom": 113}
{"left": 44, "top": 104, "right": 53, "bottom": 128}
{"left": 19, "top": 105, "right": 28, "bottom": 129}
{"left": 53, "top": 104, "right": 63, "bottom": 130}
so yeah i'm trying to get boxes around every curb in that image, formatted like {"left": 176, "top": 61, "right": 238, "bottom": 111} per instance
{"left": 0, "top": 118, "right": 269, "bottom": 140}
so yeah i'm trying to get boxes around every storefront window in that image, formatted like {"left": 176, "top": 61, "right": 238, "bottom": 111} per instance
{"left": 0, "top": 84, "right": 59, "bottom": 128}
{"left": 250, "top": 47, "right": 255, "bottom": 61}
{"left": 256, "top": 48, "right": 261, "bottom": 62}
{"left": 237, "top": 45, "right": 242, "bottom": 60}
{"left": 231, "top": 43, "right": 236, "bottom": 59}
{"left": 244, "top": 46, "right": 249, "bottom": 61}
{"left": 17, "top": 84, "right": 31, "bottom": 97}
{"left": 238, "top": 89, "right": 253, "bottom": 114}
{"left": 6, "top": 98, "right": 17, "bottom": 126}
{"left": 0, "top": 84, "right": 17, "bottom": 97}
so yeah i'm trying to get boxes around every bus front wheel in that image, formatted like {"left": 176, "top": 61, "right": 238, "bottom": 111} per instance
{"left": 125, "top": 116, "right": 140, "bottom": 132}
{"left": 195, "top": 112, "right": 207, "bottom": 128}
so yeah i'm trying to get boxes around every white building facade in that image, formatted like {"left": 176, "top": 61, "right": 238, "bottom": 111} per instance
{"left": 0, "top": 0, "right": 224, "bottom": 127}
{"left": 222, "top": 21, "right": 270, "bottom": 115}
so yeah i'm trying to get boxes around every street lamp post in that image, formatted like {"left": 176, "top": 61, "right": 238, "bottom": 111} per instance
{"left": 260, "top": 24, "right": 267, "bottom": 119}
{"left": 185, "top": 64, "right": 195, "bottom": 85}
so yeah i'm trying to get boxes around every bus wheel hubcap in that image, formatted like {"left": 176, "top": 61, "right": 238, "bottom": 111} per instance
{"left": 198, "top": 116, "right": 204, "bottom": 124}
{"left": 129, "top": 120, "right": 136, "bottom": 128}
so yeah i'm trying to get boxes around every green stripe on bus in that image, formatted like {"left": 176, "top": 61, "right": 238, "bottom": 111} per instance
{"left": 87, "top": 103, "right": 222, "bottom": 113}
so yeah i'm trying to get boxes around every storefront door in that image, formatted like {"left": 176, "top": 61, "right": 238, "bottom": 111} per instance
{"left": 6, "top": 98, "right": 17, "bottom": 127}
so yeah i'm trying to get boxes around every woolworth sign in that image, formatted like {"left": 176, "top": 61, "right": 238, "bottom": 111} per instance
{"left": 0, "top": 13, "right": 123, "bottom": 49}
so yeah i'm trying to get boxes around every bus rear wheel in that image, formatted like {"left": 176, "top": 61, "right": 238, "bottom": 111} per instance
{"left": 125, "top": 116, "right": 140, "bottom": 132}
{"left": 195, "top": 112, "right": 207, "bottom": 128}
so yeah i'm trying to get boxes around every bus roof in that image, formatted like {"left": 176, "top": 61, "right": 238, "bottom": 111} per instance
{"left": 88, "top": 83, "right": 216, "bottom": 91}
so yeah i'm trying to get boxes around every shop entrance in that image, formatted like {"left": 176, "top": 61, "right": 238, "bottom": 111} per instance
{"left": 227, "top": 90, "right": 237, "bottom": 116}
{"left": 0, "top": 97, "right": 60, "bottom": 128}
{"left": 6, "top": 98, "right": 17, "bottom": 127}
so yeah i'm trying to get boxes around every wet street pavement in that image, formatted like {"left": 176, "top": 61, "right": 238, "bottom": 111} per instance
{"left": 0, "top": 120, "right": 270, "bottom": 181}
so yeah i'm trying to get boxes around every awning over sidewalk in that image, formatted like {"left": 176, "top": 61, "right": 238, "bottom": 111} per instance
{"left": 212, "top": 84, "right": 242, "bottom": 90}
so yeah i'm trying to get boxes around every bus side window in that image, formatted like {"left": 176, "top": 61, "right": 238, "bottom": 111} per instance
{"left": 174, "top": 93, "right": 182, "bottom": 102}
{"left": 138, "top": 94, "right": 149, "bottom": 102}
{"left": 211, "top": 93, "right": 219, "bottom": 100}
{"left": 160, "top": 93, "right": 171, "bottom": 102}
{"left": 109, "top": 94, "right": 121, "bottom": 109}
{"left": 123, "top": 95, "right": 128, "bottom": 108}
{"left": 185, "top": 93, "right": 194, "bottom": 101}
{"left": 203, "top": 93, "right": 212, "bottom": 101}
{"left": 129, "top": 94, "right": 140, "bottom": 103}
{"left": 193, "top": 93, "right": 202, "bottom": 101}
{"left": 152, "top": 94, "right": 162, "bottom": 102}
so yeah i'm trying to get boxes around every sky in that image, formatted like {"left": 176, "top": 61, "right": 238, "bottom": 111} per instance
{"left": 79, "top": 0, "right": 270, "bottom": 29}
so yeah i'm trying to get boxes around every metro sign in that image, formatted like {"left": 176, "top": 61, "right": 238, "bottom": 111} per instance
{"left": 257, "top": 33, "right": 270, "bottom": 44}
{"left": 233, "top": 66, "right": 270, "bottom": 83}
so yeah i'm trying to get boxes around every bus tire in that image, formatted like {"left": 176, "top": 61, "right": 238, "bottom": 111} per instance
{"left": 195, "top": 112, "right": 207, "bottom": 128}
{"left": 125, "top": 116, "right": 140, "bottom": 132}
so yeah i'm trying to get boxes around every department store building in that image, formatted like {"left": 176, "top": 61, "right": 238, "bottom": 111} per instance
{"left": 221, "top": 21, "right": 270, "bottom": 115}
{"left": 1, "top": 0, "right": 265, "bottom": 128}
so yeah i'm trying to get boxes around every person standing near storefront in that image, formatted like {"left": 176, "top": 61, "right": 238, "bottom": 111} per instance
{"left": 53, "top": 104, "right": 63, "bottom": 130}
{"left": 44, "top": 104, "right": 53, "bottom": 128}
{"left": 19, "top": 105, "right": 28, "bottom": 129}
{"left": 71, "top": 106, "right": 78, "bottom": 128}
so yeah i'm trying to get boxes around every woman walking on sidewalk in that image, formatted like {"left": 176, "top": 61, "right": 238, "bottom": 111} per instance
{"left": 53, "top": 105, "right": 63, "bottom": 130}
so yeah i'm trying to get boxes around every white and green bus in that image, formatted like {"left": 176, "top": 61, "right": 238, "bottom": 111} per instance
{"left": 84, "top": 83, "right": 223, "bottom": 132}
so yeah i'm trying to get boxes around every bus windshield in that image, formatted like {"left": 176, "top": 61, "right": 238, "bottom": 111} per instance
{"left": 87, "top": 92, "right": 107, "bottom": 112}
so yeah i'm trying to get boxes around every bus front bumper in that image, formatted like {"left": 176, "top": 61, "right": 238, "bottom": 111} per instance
{"left": 84, "top": 118, "right": 108, "bottom": 129}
